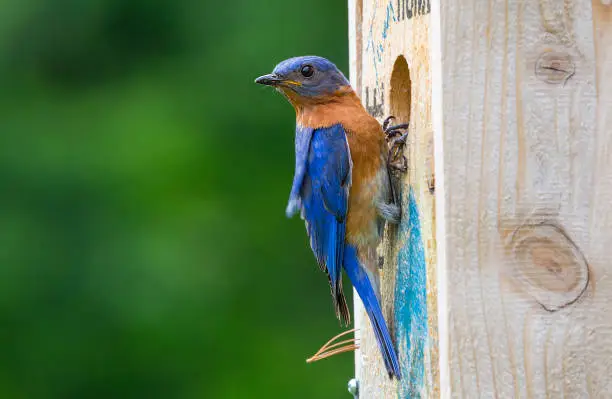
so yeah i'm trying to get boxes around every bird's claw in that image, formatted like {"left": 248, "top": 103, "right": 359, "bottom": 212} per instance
{"left": 382, "top": 116, "right": 396, "bottom": 132}
{"left": 383, "top": 116, "right": 409, "bottom": 142}
{"left": 388, "top": 154, "right": 408, "bottom": 172}
{"left": 383, "top": 115, "right": 409, "bottom": 175}
{"left": 385, "top": 124, "right": 409, "bottom": 139}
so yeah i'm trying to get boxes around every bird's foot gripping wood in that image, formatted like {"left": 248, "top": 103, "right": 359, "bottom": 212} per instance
{"left": 382, "top": 116, "right": 409, "bottom": 213}
{"left": 383, "top": 116, "right": 409, "bottom": 173}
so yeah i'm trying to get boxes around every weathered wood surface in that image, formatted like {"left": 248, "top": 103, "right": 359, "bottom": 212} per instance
{"left": 350, "top": 0, "right": 612, "bottom": 397}
{"left": 432, "top": 0, "right": 612, "bottom": 397}
{"left": 349, "top": 0, "right": 438, "bottom": 397}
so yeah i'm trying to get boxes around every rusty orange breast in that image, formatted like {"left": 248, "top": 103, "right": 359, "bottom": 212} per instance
{"left": 344, "top": 121, "right": 386, "bottom": 248}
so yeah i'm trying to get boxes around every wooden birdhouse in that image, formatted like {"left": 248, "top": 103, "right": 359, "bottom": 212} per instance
{"left": 348, "top": 0, "right": 612, "bottom": 397}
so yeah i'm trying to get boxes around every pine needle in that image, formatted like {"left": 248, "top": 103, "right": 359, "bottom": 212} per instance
{"left": 306, "top": 328, "right": 360, "bottom": 363}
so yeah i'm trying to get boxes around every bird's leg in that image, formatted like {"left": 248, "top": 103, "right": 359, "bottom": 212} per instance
{"left": 382, "top": 115, "right": 409, "bottom": 209}
{"left": 383, "top": 115, "right": 409, "bottom": 174}
{"left": 388, "top": 132, "right": 408, "bottom": 172}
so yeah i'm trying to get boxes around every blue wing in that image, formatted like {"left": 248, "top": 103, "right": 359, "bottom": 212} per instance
{"left": 286, "top": 124, "right": 401, "bottom": 378}
{"left": 286, "top": 125, "right": 313, "bottom": 218}
{"left": 287, "top": 123, "right": 351, "bottom": 324}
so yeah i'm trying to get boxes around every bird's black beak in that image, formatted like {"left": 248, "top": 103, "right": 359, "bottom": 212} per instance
{"left": 255, "top": 73, "right": 282, "bottom": 86}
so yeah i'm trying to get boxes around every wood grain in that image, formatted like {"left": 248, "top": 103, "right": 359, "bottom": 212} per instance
{"left": 349, "top": 0, "right": 437, "bottom": 397}
{"left": 433, "top": 0, "right": 612, "bottom": 397}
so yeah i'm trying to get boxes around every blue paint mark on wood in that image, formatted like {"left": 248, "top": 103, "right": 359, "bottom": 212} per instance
{"left": 365, "top": 4, "right": 381, "bottom": 79}
{"left": 365, "top": 0, "right": 393, "bottom": 80}
{"left": 394, "top": 187, "right": 427, "bottom": 398}
{"left": 382, "top": 2, "right": 396, "bottom": 39}
{"left": 367, "top": 0, "right": 429, "bottom": 80}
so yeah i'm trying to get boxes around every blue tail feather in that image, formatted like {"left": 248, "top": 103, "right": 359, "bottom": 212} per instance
{"left": 343, "top": 245, "right": 401, "bottom": 379}
{"left": 327, "top": 218, "right": 345, "bottom": 294}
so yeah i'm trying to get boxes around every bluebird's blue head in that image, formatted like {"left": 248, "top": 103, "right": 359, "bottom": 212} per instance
{"left": 255, "top": 56, "right": 351, "bottom": 102}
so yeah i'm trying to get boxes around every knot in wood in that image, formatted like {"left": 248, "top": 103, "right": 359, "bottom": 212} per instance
{"left": 535, "top": 52, "right": 575, "bottom": 85}
{"left": 506, "top": 222, "right": 589, "bottom": 312}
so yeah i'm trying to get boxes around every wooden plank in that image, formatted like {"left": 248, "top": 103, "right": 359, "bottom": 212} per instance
{"left": 433, "top": 0, "right": 612, "bottom": 396}
{"left": 347, "top": 0, "right": 366, "bottom": 391}
{"left": 349, "top": 0, "right": 438, "bottom": 397}
{"left": 589, "top": 1, "right": 612, "bottom": 395}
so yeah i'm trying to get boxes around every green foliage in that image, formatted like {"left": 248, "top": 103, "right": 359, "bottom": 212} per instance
{"left": 0, "top": 0, "right": 352, "bottom": 397}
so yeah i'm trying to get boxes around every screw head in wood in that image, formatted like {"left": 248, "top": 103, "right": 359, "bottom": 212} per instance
{"left": 347, "top": 378, "right": 359, "bottom": 397}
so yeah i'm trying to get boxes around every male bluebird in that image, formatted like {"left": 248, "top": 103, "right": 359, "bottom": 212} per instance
{"left": 256, "top": 56, "right": 404, "bottom": 379}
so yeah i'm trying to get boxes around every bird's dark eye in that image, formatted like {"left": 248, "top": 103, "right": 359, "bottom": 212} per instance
{"left": 300, "top": 65, "right": 314, "bottom": 78}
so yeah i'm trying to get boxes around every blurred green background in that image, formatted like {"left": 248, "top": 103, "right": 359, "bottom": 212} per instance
{"left": 0, "top": 0, "right": 352, "bottom": 397}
